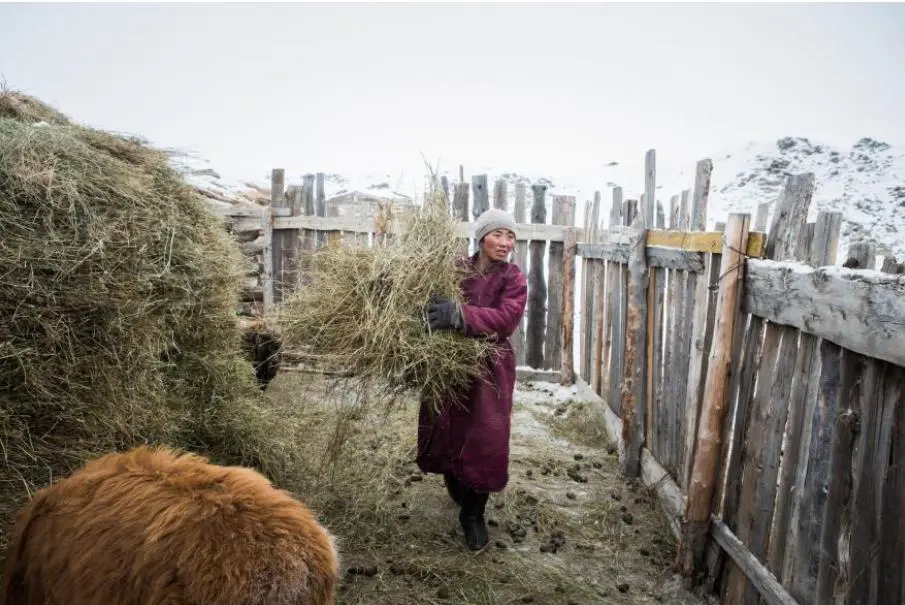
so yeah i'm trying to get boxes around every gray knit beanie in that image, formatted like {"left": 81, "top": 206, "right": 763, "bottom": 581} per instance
{"left": 474, "top": 208, "right": 518, "bottom": 243}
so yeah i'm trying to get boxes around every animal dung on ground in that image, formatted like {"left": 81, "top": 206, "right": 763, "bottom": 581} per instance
{"left": 277, "top": 191, "right": 497, "bottom": 413}
{"left": 1, "top": 445, "right": 341, "bottom": 605}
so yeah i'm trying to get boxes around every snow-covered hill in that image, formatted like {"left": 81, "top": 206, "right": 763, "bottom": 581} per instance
{"left": 665, "top": 136, "right": 905, "bottom": 258}
{"left": 167, "top": 150, "right": 413, "bottom": 209}
{"left": 173, "top": 136, "right": 905, "bottom": 260}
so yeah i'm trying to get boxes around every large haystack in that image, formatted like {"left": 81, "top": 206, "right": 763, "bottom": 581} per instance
{"left": 0, "top": 91, "right": 293, "bottom": 558}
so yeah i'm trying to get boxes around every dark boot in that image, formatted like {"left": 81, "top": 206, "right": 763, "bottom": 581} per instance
{"left": 459, "top": 489, "right": 490, "bottom": 551}
{"left": 443, "top": 472, "right": 463, "bottom": 505}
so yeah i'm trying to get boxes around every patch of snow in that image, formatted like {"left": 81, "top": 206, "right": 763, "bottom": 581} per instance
{"left": 167, "top": 148, "right": 265, "bottom": 205}
{"left": 510, "top": 409, "right": 571, "bottom": 447}
{"left": 515, "top": 380, "right": 579, "bottom": 412}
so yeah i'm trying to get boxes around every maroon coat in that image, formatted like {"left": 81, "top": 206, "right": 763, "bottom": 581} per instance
{"left": 416, "top": 255, "right": 528, "bottom": 493}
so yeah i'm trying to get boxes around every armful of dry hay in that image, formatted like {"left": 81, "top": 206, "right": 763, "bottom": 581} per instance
{"left": 274, "top": 198, "right": 498, "bottom": 412}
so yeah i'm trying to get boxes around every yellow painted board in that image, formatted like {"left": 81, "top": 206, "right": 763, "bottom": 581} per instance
{"left": 647, "top": 229, "right": 766, "bottom": 258}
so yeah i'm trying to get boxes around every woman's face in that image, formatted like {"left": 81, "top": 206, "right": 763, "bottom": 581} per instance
{"left": 481, "top": 229, "right": 516, "bottom": 262}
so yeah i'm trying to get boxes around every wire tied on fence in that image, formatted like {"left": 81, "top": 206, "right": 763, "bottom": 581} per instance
{"left": 708, "top": 233, "right": 756, "bottom": 293}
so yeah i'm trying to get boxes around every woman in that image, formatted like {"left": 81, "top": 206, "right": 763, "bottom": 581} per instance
{"left": 417, "top": 207, "right": 528, "bottom": 552}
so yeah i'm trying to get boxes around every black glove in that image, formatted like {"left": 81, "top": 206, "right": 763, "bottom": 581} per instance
{"left": 425, "top": 295, "right": 464, "bottom": 332}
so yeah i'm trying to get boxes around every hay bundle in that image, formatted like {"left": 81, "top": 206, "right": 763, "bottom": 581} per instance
{"left": 277, "top": 193, "right": 496, "bottom": 412}
{"left": 0, "top": 90, "right": 293, "bottom": 557}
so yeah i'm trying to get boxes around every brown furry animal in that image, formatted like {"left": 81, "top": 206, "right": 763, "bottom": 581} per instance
{"left": 2, "top": 445, "right": 340, "bottom": 605}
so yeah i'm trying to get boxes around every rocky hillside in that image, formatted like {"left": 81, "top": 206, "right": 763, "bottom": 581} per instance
{"left": 168, "top": 151, "right": 412, "bottom": 210}
{"left": 664, "top": 136, "right": 905, "bottom": 259}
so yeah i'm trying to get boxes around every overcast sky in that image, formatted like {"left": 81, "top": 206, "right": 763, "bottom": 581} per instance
{"left": 2, "top": 2, "right": 904, "bottom": 187}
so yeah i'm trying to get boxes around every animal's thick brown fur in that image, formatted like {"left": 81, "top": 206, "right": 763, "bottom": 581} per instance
{"left": 1, "top": 445, "right": 340, "bottom": 605}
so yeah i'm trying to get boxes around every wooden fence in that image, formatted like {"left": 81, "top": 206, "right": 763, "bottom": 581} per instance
{"left": 215, "top": 167, "right": 584, "bottom": 373}
{"left": 573, "top": 152, "right": 905, "bottom": 605}
{"left": 212, "top": 152, "right": 905, "bottom": 605}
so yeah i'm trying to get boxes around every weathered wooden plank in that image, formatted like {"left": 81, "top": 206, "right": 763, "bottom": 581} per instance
{"left": 742, "top": 260, "right": 905, "bottom": 367}
{"left": 598, "top": 191, "right": 618, "bottom": 396}
{"left": 790, "top": 342, "right": 843, "bottom": 604}
{"left": 262, "top": 177, "right": 276, "bottom": 312}
{"left": 315, "top": 172, "right": 326, "bottom": 249}
{"left": 695, "top": 237, "right": 723, "bottom": 489}
{"left": 275, "top": 214, "right": 570, "bottom": 242}
{"left": 735, "top": 324, "right": 794, "bottom": 600}
{"left": 646, "top": 229, "right": 766, "bottom": 257}
{"left": 440, "top": 175, "right": 450, "bottom": 208}
{"left": 714, "top": 201, "right": 770, "bottom": 513}
{"left": 575, "top": 228, "right": 768, "bottom": 257}
{"left": 680, "top": 159, "right": 713, "bottom": 489}
{"left": 613, "top": 198, "right": 637, "bottom": 422}
{"left": 877, "top": 365, "right": 905, "bottom": 605}
{"left": 581, "top": 198, "right": 594, "bottom": 382}
{"left": 725, "top": 173, "right": 815, "bottom": 605}
{"left": 545, "top": 196, "right": 575, "bottom": 371}
{"left": 592, "top": 248, "right": 607, "bottom": 395}
{"left": 811, "top": 244, "right": 876, "bottom": 604}
{"left": 678, "top": 212, "right": 751, "bottom": 583}
{"left": 300, "top": 173, "right": 316, "bottom": 267}
{"left": 561, "top": 227, "right": 580, "bottom": 386}
{"left": 269, "top": 168, "right": 287, "bottom": 304}
{"left": 738, "top": 176, "right": 817, "bottom": 605}
{"left": 786, "top": 242, "right": 870, "bottom": 603}
{"left": 846, "top": 355, "right": 885, "bottom": 605}
{"left": 282, "top": 185, "right": 303, "bottom": 292}
{"left": 452, "top": 179, "right": 469, "bottom": 222}
{"left": 648, "top": 202, "right": 666, "bottom": 459}
{"left": 472, "top": 174, "right": 489, "bottom": 218}
{"left": 880, "top": 256, "right": 900, "bottom": 273}
{"left": 771, "top": 212, "right": 842, "bottom": 587}
{"left": 643, "top": 149, "right": 656, "bottom": 228}
{"left": 665, "top": 189, "right": 691, "bottom": 477}
{"left": 606, "top": 188, "right": 624, "bottom": 414}
{"left": 795, "top": 222, "right": 815, "bottom": 261}
{"left": 660, "top": 195, "right": 680, "bottom": 464}
{"left": 858, "top": 253, "right": 905, "bottom": 605}
{"left": 451, "top": 175, "right": 469, "bottom": 254}
{"left": 526, "top": 184, "right": 548, "bottom": 369}
{"left": 704, "top": 267, "right": 752, "bottom": 594}
{"left": 710, "top": 518, "right": 801, "bottom": 605}
{"left": 512, "top": 183, "right": 528, "bottom": 367}
{"left": 620, "top": 221, "right": 649, "bottom": 477}
{"left": 578, "top": 243, "right": 706, "bottom": 272}
{"left": 815, "top": 344, "right": 862, "bottom": 604}
{"left": 710, "top": 207, "right": 775, "bottom": 595}
{"left": 493, "top": 178, "right": 507, "bottom": 211}
{"left": 675, "top": 185, "right": 702, "bottom": 482}
{"left": 583, "top": 194, "right": 601, "bottom": 384}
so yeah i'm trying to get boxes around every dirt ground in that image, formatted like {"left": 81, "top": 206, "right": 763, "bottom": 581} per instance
{"left": 266, "top": 371, "right": 711, "bottom": 605}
